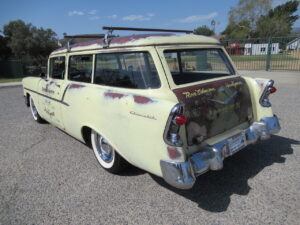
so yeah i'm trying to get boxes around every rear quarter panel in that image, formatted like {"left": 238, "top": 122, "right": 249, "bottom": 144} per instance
{"left": 242, "top": 76, "right": 274, "bottom": 120}
{"left": 62, "top": 83, "right": 181, "bottom": 177}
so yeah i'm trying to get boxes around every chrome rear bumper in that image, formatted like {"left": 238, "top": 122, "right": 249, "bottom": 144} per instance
{"left": 160, "top": 115, "right": 281, "bottom": 189}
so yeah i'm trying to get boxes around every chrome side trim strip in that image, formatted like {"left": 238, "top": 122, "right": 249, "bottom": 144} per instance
{"left": 24, "top": 88, "right": 69, "bottom": 106}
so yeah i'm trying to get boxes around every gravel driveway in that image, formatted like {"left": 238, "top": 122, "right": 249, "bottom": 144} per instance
{"left": 0, "top": 71, "right": 299, "bottom": 225}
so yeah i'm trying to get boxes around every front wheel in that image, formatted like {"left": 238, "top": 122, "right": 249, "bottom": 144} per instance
{"left": 29, "top": 95, "right": 44, "bottom": 123}
{"left": 91, "top": 130, "right": 127, "bottom": 174}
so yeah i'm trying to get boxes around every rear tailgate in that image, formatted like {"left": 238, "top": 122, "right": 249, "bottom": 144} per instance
{"left": 173, "top": 76, "right": 253, "bottom": 145}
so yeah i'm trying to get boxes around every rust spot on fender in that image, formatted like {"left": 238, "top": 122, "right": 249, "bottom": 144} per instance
{"left": 167, "top": 146, "right": 181, "bottom": 159}
{"left": 69, "top": 84, "right": 85, "bottom": 89}
{"left": 104, "top": 92, "right": 126, "bottom": 99}
{"left": 133, "top": 95, "right": 153, "bottom": 104}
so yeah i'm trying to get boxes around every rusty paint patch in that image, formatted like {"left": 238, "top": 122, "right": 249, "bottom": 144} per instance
{"left": 111, "top": 33, "right": 174, "bottom": 45}
{"left": 104, "top": 92, "right": 126, "bottom": 99}
{"left": 133, "top": 95, "right": 153, "bottom": 104}
{"left": 69, "top": 84, "right": 85, "bottom": 89}
{"left": 167, "top": 146, "right": 181, "bottom": 159}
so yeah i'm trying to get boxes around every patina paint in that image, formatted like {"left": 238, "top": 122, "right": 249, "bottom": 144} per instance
{"left": 109, "top": 33, "right": 174, "bottom": 45}
{"left": 173, "top": 77, "right": 253, "bottom": 145}
{"left": 167, "top": 146, "right": 181, "bottom": 159}
{"left": 53, "top": 34, "right": 176, "bottom": 52}
{"left": 133, "top": 95, "right": 153, "bottom": 104}
{"left": 104, "top": 92, "right": 126, "bottom": 99}
{"left": 69, "top": 84, "right": 85, "bottom": 89}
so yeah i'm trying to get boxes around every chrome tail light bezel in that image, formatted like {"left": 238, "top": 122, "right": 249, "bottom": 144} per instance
{"left": 259, "top": 80, "right": 275, "bottom": 107}
{"left": 163, "top": 104, "right": 185, "bottom": 146}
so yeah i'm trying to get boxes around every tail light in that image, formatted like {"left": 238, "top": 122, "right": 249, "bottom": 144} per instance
{"left": 163, "top": 104, "right": 186, "bottom": 146}
{"left": 259, "top": 80, "right": 276, "bottom": 107}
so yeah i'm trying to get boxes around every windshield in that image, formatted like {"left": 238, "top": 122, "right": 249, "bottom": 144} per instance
{"left": 164, "top": 49, "right": 235, "bottom": 85}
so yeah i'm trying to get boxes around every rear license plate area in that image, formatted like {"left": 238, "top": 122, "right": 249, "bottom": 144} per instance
{"left": 227, "top": 132, "right": 246, "bottom": 155}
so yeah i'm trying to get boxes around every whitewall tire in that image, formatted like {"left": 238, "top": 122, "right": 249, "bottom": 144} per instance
{"left": 91, "top": 129, "right": 127, "bottom": 173}
{"left": 29, "top": 95, "right": 44, "bottom": 123}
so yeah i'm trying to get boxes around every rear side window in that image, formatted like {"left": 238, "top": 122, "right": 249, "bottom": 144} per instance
{"left": 49, "top": 56, "right": 65, "bottom": 80}
{"left": 94, "top": 52, "right": 160, "bottom": 89}
{"left": 68, "top": 55, "right": 93, "bottom": 83}
{"left": 164, "top": 49, "right": 235, "bottom": 85}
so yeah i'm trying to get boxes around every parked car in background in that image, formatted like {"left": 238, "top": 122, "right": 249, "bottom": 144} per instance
{"left": 22, "top": 27, "right": 280, "bottom": 189}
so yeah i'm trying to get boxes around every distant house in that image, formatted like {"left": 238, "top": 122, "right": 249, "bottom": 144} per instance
{"left": 286, "top": 37, "right": 300, "bottom": 50}
{"left": 244, "top": 43, "right": 280, "bottom": 56}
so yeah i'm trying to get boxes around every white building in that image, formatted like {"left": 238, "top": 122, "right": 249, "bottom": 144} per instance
{"left": 244, "top": 43, "right": 280, "bottom": 55}
{"left": 286, "top": 37, "right": 300, "bottom": 50}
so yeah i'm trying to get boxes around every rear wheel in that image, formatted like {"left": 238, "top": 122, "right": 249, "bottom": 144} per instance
{"left": 29, "top": 95, "right": 44, "bottom": 123}
{"left": 91, "top": 130, "right": 127, "bottom": 173}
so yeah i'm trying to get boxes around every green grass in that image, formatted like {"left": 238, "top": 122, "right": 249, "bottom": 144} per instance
{"left": 231, "top": 54, "right": 298, "bottom": 62}
{"left": 0, "top": 78, "right": 23, "bottom": 83}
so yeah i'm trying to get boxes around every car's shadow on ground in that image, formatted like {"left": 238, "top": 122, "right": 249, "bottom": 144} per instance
{"left": 151, "top": 135, "right": 298, "bottom": 212}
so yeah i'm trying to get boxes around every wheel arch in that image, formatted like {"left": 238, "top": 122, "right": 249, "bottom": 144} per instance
{"left": 25, "top": 92, "right": 30, "bottom": 107}
{"left": 80, "top": 125, "right": 131, "bottom": 164}
{"left": 81, "top": 126, "right": 92, "bottom": 147}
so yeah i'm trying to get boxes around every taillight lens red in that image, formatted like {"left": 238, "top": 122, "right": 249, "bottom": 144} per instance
{"left": 269, "top": 86, "right": 277, "bottom": 93}
{"left": 175, "top": 115, "right": 187, "bottom": 125}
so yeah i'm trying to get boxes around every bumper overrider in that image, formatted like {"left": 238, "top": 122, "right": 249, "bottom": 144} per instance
{"left": 160, "top": 115, "right": 281, "bottom": 189}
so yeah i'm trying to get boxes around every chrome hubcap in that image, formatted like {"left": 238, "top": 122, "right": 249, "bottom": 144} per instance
{"left": 95, "top": 135, "right": 113, "bottom": 162}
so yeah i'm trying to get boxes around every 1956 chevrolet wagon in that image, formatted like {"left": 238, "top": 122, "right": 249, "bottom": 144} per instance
{"left": 22, "top": 27, "right": 280, "bottom": 189}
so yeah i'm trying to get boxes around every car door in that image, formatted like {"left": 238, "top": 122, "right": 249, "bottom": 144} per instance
{"left": 35, "top": 76, "right": 51, "bottom": 121}
{"left": 45, "top": 56, "right": 69, "bottom": 129}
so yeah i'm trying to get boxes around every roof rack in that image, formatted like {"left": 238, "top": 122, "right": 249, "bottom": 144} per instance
{"left": 102, "top": 26, "right": 193, "bottom": 48}
{"left": 64, "top": 34, "right": 114, "bottom": 51}
{"left": 102, "top": 26, "right": 193, "bottom": 34}
{"left": 64, "top": 34, "right": 106, "bottom": 39}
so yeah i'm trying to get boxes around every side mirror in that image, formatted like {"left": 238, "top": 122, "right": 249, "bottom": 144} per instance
{"left": 40, "top": 72, "right": 46, "bottom": 79}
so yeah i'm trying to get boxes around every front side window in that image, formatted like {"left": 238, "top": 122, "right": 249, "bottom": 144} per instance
{"left": 49, "top": 56, "right": 65, "bottom": 80}
{"left": 68, "top": 55, "right": 93, "bottom": 83}
{"left": 164, "top": 49, "right": 235, "bottom": 85}
{"left": 94, "top": 52, "right": 160, "bottom": 89}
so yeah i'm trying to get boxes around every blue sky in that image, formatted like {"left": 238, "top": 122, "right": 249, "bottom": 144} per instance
{"left": 0, "top": 0, "right": 299, "bottom": 38}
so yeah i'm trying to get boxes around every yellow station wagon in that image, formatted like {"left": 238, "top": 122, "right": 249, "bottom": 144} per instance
{"left": 22, "top": 27, "right": 280, "bottom": 189}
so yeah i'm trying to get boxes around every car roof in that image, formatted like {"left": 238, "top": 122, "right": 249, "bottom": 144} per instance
{"left": 51, "top": 33, "right": 220, "bottom": 55}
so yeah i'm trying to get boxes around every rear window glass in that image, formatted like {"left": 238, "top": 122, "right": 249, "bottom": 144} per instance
{"left": 164, "top": 49, "right": 235, "bottom": 85}
{"left": 94, "top": 52, "right": 160, "bottom": 89}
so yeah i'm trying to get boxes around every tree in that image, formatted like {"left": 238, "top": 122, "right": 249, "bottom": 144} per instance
{"left": 0, "top": 34, "right": 11, "bottom": 60}
{"left": 222, "top": 20, "right": 252, "bottom": 39}
{"left": 229, "top": 0, "right": 272, "bottom": 29}
{"left": 3, "top": 20, "right": 33, "bottom": 59}
{"left": 3, "top": 20, "right": 58, "bottom": 64}
{"left": 194, "top": 25, "right": 215, "bottom": 36}
{"left": 222, "top": 0, "right": 272, "bottom": 38}
{"left": 255, "top": 0, "right": 299, "bottom": 37}
{"left": 29, "top": 27, "right": 58, "bottom": 65}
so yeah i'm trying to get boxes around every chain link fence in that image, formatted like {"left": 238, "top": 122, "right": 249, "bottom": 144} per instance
{"left": 221, "top": 36, "right": 300, "bottom": 71}
{"left": 0, "top": 59, "right": 47, "bottom": 78}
